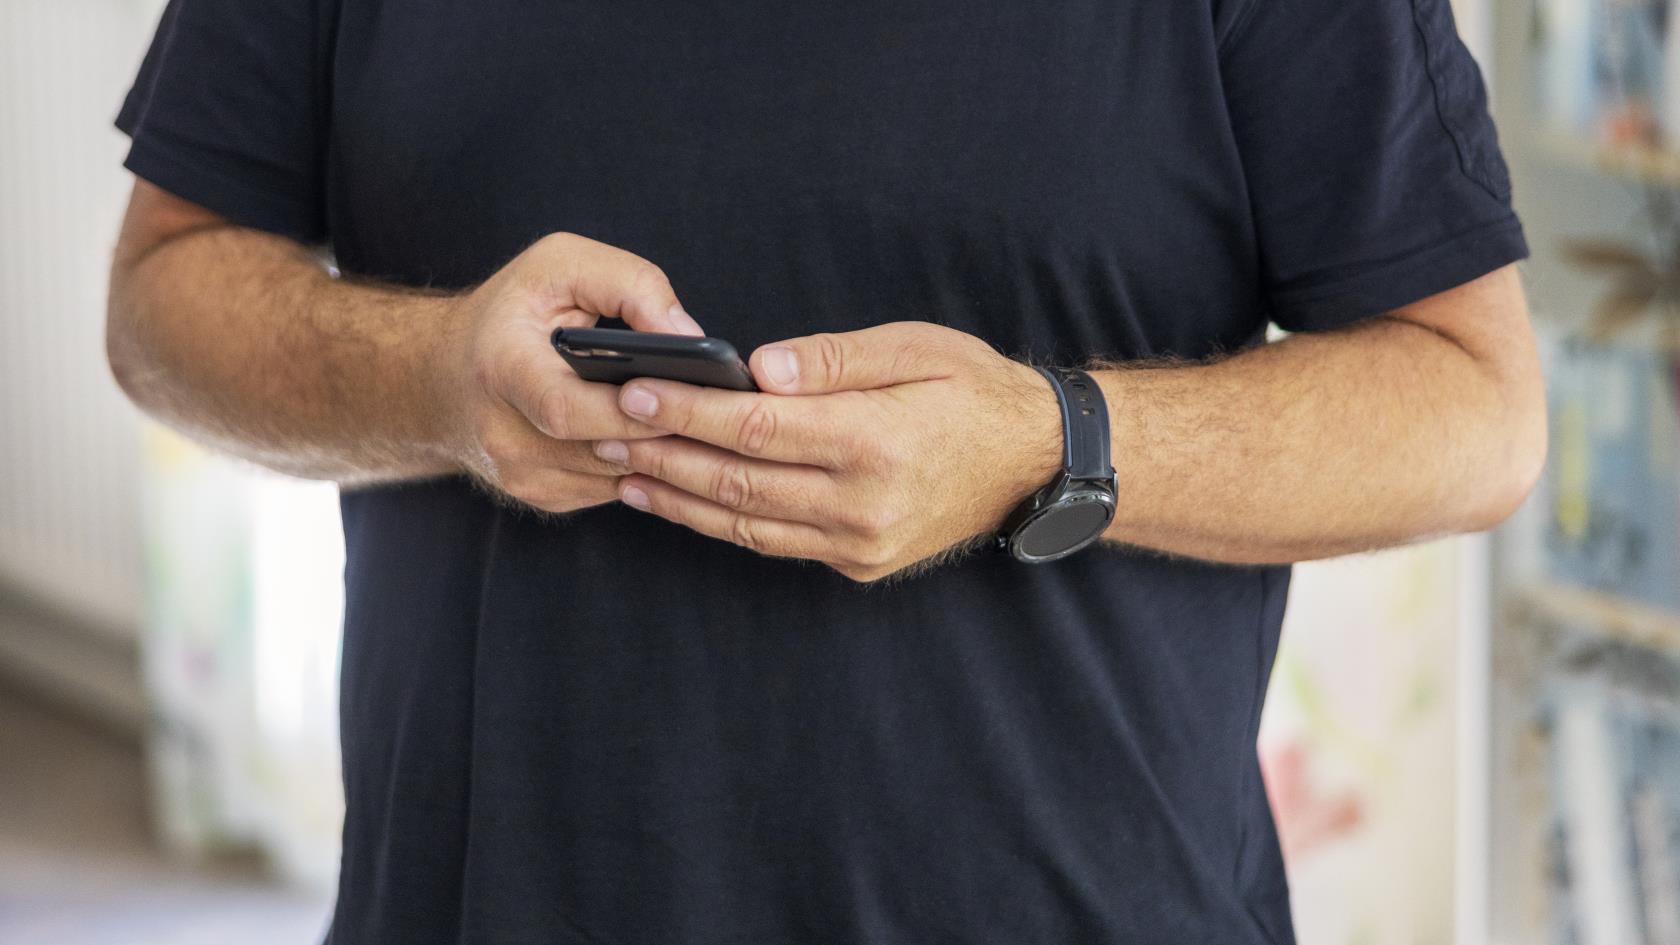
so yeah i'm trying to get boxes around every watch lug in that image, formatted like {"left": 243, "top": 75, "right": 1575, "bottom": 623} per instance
{"left": 1038, "top": 470, "right": 1073, "bottom": 504}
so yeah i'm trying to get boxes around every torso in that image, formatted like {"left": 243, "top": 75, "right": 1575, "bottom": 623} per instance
{"left": 323, "top": 4, "right": 1295, "bottom": 943}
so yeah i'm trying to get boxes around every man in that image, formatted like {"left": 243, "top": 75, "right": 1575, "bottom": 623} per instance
{"left": 108, "top": 0, "right": 1544, "bottom": 942}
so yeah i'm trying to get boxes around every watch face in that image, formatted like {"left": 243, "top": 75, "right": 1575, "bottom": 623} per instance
{"left": 1014, "top": 493, "right": 1113, "bottom": 562}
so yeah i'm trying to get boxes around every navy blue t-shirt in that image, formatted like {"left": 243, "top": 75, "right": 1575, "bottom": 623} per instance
{"left": 119, "top": 2, "right": 1525, "bottom": 942}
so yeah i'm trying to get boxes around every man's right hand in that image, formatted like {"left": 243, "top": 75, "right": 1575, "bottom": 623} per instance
{"left": 439, "top": 233, "right": 705, "bottom": 514}
{"left": 109, "top": 183, "right": 705, "bottom": 494}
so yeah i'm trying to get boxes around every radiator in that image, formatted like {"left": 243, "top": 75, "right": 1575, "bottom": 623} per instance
{"left": 0, "top": 0, "right": 166, "bottom": 636}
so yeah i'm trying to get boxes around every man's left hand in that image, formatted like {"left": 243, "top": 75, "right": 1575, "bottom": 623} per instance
{"left": 594, "top": 322, "right": 1064, "bottom": 582}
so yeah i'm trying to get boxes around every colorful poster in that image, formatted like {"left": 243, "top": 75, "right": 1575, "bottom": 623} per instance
{"left": 1261, "top": 542, "right": 1465, "bottom": 945}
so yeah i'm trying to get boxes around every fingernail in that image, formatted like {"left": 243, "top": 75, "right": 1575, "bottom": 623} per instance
{"left": 595, "top": 440, "right": 629, "bottom": 465}
{"left": 621, "top": 484, "right": 651, "bottom": 511}
{"left": 760, "top": 346, "right": 800, "bottom": 387}
{"left": 667, "top": 304, "right": 704, "bottom": 336}
{"left": 621, "top": 386, "right": 659, "bottom": 419}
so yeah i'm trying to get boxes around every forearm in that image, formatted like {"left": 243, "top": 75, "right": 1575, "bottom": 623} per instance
{"left": 108, "top": 225, "right": 464, "bottom": 484}
{"left": 1092, "top": 314, "right": 1546, "bottom": 565}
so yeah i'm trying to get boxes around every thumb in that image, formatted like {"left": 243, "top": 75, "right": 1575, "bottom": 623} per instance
{"left": 531, "top": 233, "right": 704, "bottom": 336}
{"left": 749, "top": 322, "right": 951, "bottom": 394}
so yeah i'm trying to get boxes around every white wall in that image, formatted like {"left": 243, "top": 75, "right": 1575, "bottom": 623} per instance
{"left": 0, "top": 0, "right": 165, "bottom": 634}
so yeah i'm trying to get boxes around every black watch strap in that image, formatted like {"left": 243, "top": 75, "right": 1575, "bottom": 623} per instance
{"left": 1036, "top": 366, "right": 1114, "bottom": 483}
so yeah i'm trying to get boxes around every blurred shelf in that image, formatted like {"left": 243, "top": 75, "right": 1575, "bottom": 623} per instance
{"left": 1512, "top": 582, "right": 1680, "bottom": 654}
{"left": 1539, "top": 132, "right": 1680, "bottom": 188}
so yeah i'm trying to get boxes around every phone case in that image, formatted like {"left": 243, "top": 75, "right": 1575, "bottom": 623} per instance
{"left": 552, "top": 327, "right": 758, "bottom": 391}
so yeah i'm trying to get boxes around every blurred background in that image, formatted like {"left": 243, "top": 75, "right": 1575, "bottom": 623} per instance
{"left": 2, "top": 0, "right": 1678, "bottom": 943}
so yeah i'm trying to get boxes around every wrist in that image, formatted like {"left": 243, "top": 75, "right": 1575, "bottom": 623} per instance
{"left": 1001, "top": 359, "right": 1068, "bottom": 508}
{"left": 993, "top": 363, "right": 1121, "bottom": 561}
{"left": 417, "top": 290, "right": 480, "bottom": 467}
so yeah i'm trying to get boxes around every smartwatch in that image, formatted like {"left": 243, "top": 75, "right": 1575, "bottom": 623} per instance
{"left": 997, "top": 366, "right": 1117, "bottom": 563}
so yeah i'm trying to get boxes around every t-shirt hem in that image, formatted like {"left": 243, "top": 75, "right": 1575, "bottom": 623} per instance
{"left": 1267, "top": 214, "right": 1528, "bottom": 333}
{"left": 119, "top": 125, "right": 325, "bottom": 245}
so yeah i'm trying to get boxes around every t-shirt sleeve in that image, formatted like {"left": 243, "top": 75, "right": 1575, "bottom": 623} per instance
{"left": 116, "top": 0, "right": 329, "bottom": 243}
{"left": 1217, "top": 0, "right": 1528, "bottom": 332}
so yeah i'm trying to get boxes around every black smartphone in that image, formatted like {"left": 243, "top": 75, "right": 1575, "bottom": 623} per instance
{"left": 552, "top": 327, "right": 758, "bottom": 391}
